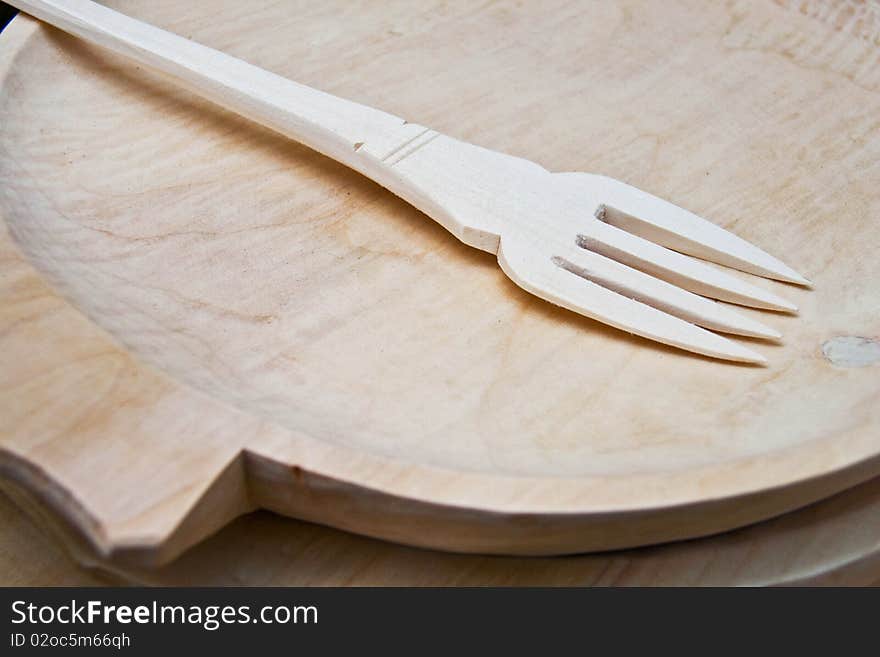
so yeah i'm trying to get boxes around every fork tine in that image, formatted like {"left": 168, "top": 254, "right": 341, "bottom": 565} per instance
{"left": 578, "top": 221, "right": 798, "bottom": 312}
{"left": 585, "top": 175, "right": 811, "bottom": 286}
{"left": 553, "top": 245, "right": 781, "bottom": 340}
{"left": 498, "top": 244, "right": 769, "bottom": 364}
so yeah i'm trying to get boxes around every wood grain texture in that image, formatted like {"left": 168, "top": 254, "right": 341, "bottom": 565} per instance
{"left": 1, "top": 0, "right": 879, "bottom": 564}
{"left": 5, "top": 0, "right": 813, "bottom": 366}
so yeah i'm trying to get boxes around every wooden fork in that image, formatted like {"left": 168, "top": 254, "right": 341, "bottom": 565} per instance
{"left": 8, "top": 0, "right": 811, "bottom": 364}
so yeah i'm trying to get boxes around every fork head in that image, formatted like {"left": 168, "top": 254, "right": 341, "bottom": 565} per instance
{"left": 494, "top": 171, "right": 810, "bottom": 364}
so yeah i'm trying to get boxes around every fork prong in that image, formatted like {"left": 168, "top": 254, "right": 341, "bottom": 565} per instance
{"left": 585, "top": 176, "right": 811, "bottom": 286}
{"left": 553, "top": 245, "right": 781, "bottom": 340}
{"left": 498, "top": 244, "right": 769, "bottom": 364}
{"left": 578, "top": 221, "right": 798, "bottom": 312}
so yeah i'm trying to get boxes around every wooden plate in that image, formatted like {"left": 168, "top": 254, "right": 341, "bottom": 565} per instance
{"left": 3, "top": 476, "right": 880, "bottom": 586}
{"left": 1, "top": 0, "right": 879, "bottom": 563}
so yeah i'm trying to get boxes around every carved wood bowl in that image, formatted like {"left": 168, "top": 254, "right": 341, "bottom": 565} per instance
{"left": 1, "top": 0, "right": 878, "bottom": 563}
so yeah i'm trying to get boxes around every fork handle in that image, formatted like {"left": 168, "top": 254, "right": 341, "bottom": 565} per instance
{"left": 9, "top": 0, "right": 533, "bottom": 252}
{"left": 8, "top": 0, "right": 433, "bottom": 187}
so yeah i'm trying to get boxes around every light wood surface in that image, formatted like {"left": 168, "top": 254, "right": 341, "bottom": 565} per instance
{"left": 7, "top": 0, "right": 812, "bottom": 366}
{"left": 3, "top": 476, "right": 880, "bottom": 586}
{"left": 1, "top": 0, "right": 879, "bottom": 564}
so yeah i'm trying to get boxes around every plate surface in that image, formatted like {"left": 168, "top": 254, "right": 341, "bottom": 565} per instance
{"left": 1, "top": 0, "right": 879, "bottom": 561}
